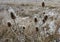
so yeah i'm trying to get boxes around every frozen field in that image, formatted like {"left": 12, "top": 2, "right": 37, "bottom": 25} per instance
{"left": 0, "top": 0, "right": 60, "bottom": 42}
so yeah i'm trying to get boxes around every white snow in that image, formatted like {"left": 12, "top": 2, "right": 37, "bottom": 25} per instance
{"left": 45, "top": 11, "right": 54, "bottom": 16}
{"left": 49, "top": 21, "right": 56, "bottom": 35}
{"left": 45, "top": 11, "right": 58, "bottom": 18}
{"left": 58, "top": 28, "right": 60, "bottom": 34}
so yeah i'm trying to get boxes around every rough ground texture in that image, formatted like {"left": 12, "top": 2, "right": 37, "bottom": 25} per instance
{"left": 0, "top": 2, "right": 60, "bottom": 42}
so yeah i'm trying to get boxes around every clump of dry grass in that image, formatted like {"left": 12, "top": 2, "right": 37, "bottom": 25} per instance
{"left": 0, "top": 3, "right": 60, "bottom": 42}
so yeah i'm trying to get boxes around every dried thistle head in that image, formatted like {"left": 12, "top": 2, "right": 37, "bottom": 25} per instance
{"left": 43, "top": 12, "right": 45, "bottom": 14}
{"left": 10, "top": 12, "right": 16, "bottom": 19}
{"left": 42, "top": 15, "right": 48, "bottom": 23}
{"left": 42, "top": 2, "right": 45, "bottom": 7}
{"left": 23, "top": 26, "right": 25, "bottom": 29}
{"left": 36, "top": 27, "right": 39, "bottom": 32}
{"left": 5, "top": 39, "right": 9, "bottom": 42}
{"left": 44, "top": 15, "right": 48, "bottom": 20}
{"left": 42, "top": 19, "right": 45, "bottom": 23}
{"left": 7, "top": 22, "right": 11, "bottom": 27}
{"left": 34, "top": 18, "right": 38, "bottom": 23}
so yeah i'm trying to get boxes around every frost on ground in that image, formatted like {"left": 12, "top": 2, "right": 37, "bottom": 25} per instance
{"left": 0, "top": 4, "right": 60, "bottom": 42}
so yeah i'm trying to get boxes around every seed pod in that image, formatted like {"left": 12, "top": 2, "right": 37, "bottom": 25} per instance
{"left": 36, "top": 27, "right": 39, "bottom": 32}
{"left": 23, "top": 26, "right": 25, "bottom": 29}
{"left": 42, "top": 2, "right": 45, "bottom": 7}
{"left": 34, "top": 18, "right": 38, "bottom": 23}
{"left": 43, "top": 16, "right": 48, "bottom": 23}
{"left": 43, "top": 12, "right": 45, "bottom": 14}
{"left": 44, "top": 15, "right": 48, "bottom": 20}
{"left": 43, "top": 15, "right": 48, "bottom": 23}
{"left": 5, "top": 39, "right": 9, "bottom": 42}
{"left": 10, "top": 12, "right": 16, "bottom": 19}
{"left": 42, "top": 19, "right": 45, "bottom": 23}
{"left": 7, "top": 22, "right": 11, "bottom": 27}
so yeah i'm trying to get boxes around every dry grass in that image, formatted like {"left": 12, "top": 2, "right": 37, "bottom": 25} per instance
{"left": 0, "top": 3, "right": 60, "bottom": 42}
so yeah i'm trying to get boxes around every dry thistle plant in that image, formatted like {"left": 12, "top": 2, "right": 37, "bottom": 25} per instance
{"left": 10, "top": 12, "right": 16, "bottom": 19}
{"left": 42, "top": 15, "right": 48, "bottom": 23}
{"left": 23, "top": 26, "right": 25, "bottom": 30}
{"left": 43, "top": 12, "right": 45, "bottom": 14}
{"left": 42, "top": 2, "right": 45, "bottom": 7}
{"left": 34, "top": 18, "right": 38, "bottom": 23}
{"left": 35, "top": 27, "right": 39, "bottom": 32}
{"left": 7, "top": 22, "right": 12, "bottom": 27}
{"left": 0, "top": 3, "right": 60, "bottom": 42}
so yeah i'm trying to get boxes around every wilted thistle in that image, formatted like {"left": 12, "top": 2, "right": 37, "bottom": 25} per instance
{"left": 5, "top": 39, "right": 9, "bottom": 42}
{"left": 36, "top": 27, "right": 39, "bottom": 32}
{"left": 23, "top": 26, "right": 25, "bottom": 29}
{"left": 34, "top": 18, "right": 38, "bottom": 23}
{"left": 7, "top": 22, "right": 11, "bottom": 27}
{"left": 42, "top": 2, "right": 45, "bottom": 7}
{"left": 42, "top": 15, "right": 48, "bottom": 23}
{"left": 42, "top": 19, "right": 45, "bottom": 23}
{"left": 43, "top": 12, "right": 45, "bottom": 14}
{"left": 44, "top": 15, "right": 48, "bottom": 20}
{"left": 10, "top": 12, "right": 16, "bottom": 19}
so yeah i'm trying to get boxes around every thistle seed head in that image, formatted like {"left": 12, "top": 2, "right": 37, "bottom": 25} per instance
{"left": 7, "top": 22, "right": 11, "bottom": 27}
{"left": 34, "top": 18, "right": 38, "bottom": 23}
{"left": 23, "top": 26, "right": 25, "bottom": 29}
{"left": 44, "top": 15, "right": 48, "bottom": 20}
{"left": 36, "top": 27, "right": 39, "bottom": 32}
{"left": 10, "top": 12, "right": 16, "bottom": 19}
{"left": 42, "top": 2, "right": 45, "bottom": 7}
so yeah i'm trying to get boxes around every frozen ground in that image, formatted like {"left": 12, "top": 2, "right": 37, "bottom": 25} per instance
{"left": 0, "top": 0, "right": 60, "bottom": 42}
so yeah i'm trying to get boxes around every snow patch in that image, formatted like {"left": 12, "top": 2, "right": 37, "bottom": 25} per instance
{"left": 49, "top": 21, "right": 56, "bottom": 35}
{"left": 58, "top": 28, "right": 60, "bottom": 34}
